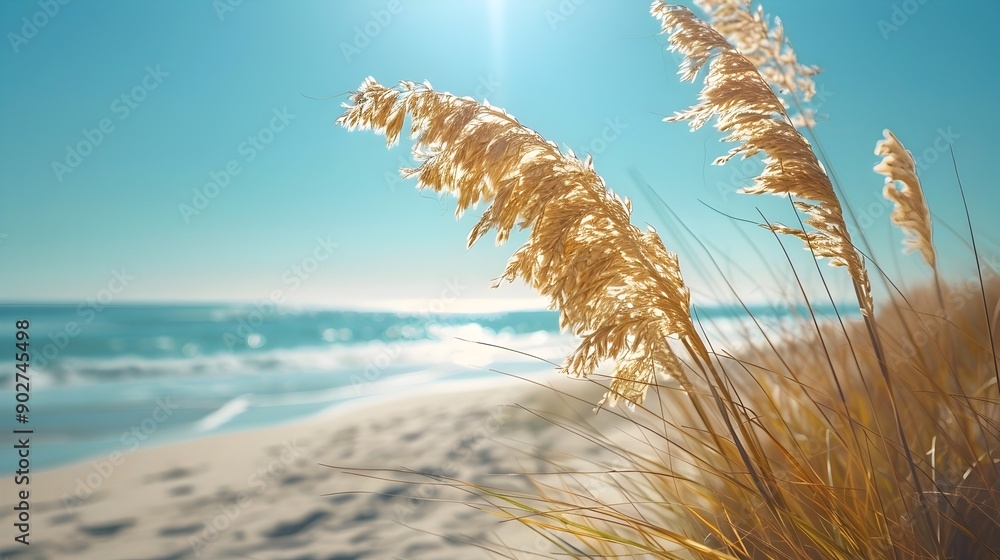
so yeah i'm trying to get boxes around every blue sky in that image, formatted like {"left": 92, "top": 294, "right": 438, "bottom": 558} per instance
{"left": 1, "top": 0, "right": 997, "bottom": 311}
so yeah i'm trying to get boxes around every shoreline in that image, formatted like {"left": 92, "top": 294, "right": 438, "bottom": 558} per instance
{"left": 1, "top": 370, "right": 611, "bottom": 559}
{"left": 28, "top": 368, "right": 559, "bottom": 476}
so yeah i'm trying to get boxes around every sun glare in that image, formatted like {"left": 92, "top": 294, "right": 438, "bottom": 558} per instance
{"left": 487, "top": 0, "right": 506, "bottom": 78}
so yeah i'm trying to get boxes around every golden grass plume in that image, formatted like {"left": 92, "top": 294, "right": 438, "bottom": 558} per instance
{"left": 652, "top": 2, "right": 872, "bottom": 316}
{"left": 337, "top": 78, "right": 704, "bottom": 406}
{"left": 693, "top": 0, "right": 820, "bottom": 128}
{"left": 874, "top": 129, "right": 937, "bottom": 268}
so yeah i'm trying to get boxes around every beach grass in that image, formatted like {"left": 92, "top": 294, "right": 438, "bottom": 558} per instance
{"left": 336, "top": 2, "right": 1000, "bottom": 558}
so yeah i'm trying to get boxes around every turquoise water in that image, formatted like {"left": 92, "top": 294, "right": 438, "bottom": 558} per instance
{"left": 0, "top": 303, "right": 574, "bottom": 471}
{"left": 0, "top": 302, "right": 851, "bottom": 471}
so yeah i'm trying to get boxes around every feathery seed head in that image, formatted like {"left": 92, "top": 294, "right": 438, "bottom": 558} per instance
{"left": 693, "top": 0, "right": 821, "bottom": 128}
{"left": 874, "top": 129, "right": 936, "bottom": 268}
{"left": 651, "top": 2, "right": 873, "bottom": 316}
{"left": 339, "top": 77, "right": 705, "bottom": 405}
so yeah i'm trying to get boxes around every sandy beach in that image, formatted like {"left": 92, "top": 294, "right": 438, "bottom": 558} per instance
{"left": 0, "top": 373, "right": 621, "bottom": 560}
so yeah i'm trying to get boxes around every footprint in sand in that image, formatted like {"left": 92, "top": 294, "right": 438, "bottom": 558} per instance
{"left": 143, "top": 467, "right": 195, "bottom": 483}
{"left": 169, "top": 484, "right": 194, "bottom": 496}
{"left": 263, "top": 509, "right": 330, "bottom": 538}
{"left": 78, "top": 519, "right": 135, "bottom": 537}
{"left": 158, "top": 522, "right": 203, "bottom": 536}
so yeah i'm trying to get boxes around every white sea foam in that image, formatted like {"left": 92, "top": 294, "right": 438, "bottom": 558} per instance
{"left": 3, "top": 326, "right": 578, "bottom": 389}
{"left": 196, "top": 394, "right": 253, "bottom": 431}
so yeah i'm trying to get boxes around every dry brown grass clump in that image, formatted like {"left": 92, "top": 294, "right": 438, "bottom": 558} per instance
{"left": 470, "top": 281, "right": 999, "bottom": 559}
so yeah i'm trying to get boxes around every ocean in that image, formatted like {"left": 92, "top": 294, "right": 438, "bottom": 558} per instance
{"left": 0, "top": 301, "right": 852, "bottom": 472}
